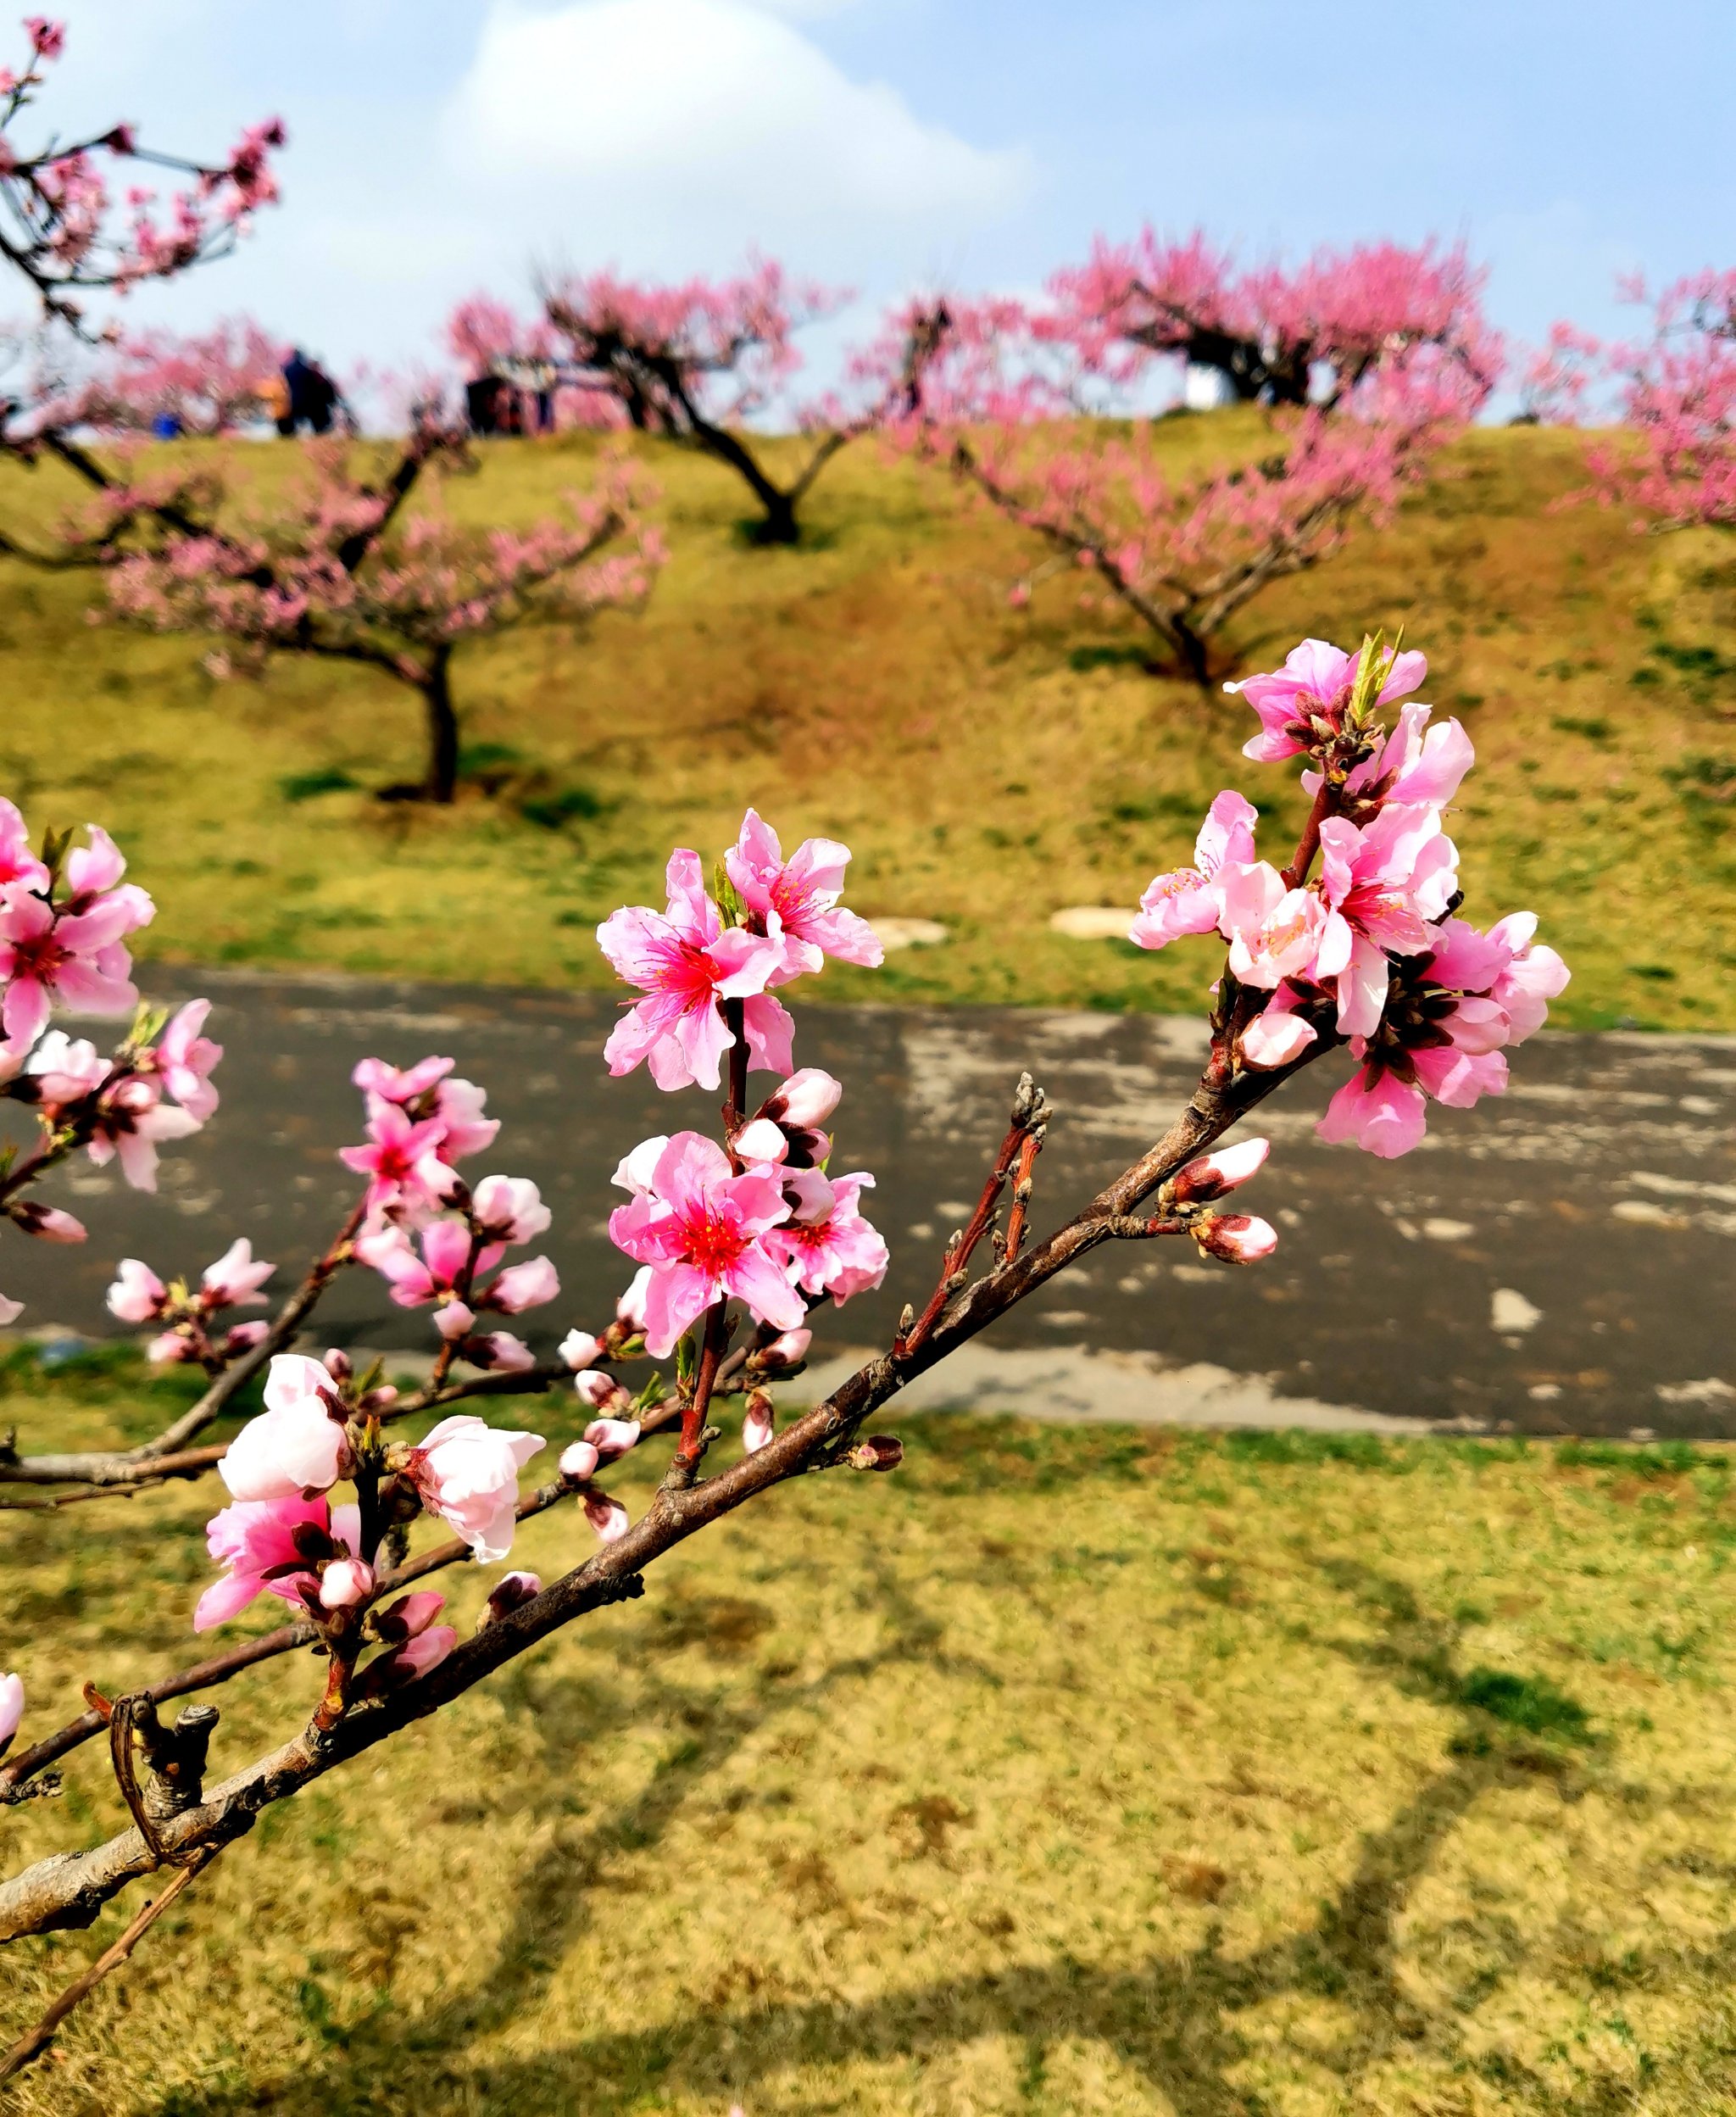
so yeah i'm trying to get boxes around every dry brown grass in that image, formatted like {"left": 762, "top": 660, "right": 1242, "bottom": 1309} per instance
{"left": 0, "top": 416, "right": 1728, "bottom": 1028}
{"left": 3, "top": 1353, "right": 1735, "bottom": 2113}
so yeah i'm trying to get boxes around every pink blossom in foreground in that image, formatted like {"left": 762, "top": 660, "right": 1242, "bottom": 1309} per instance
{"left": 0, "top": 1670, "right": 23, "bottom": 1752}
{"left": 200, "top": 1237, "right": 274, "bottom": 1308}
{"left": 1219, "top": 863, "right": 1327, "bottom": 989}
{"left": 1338, "top": 699, "right": 1475, "bottom": 809}
{"left": 107, "top": 1257, "right": 168, "bottom": 1323}
{"left": 149, "top": 999, "right": 223, "bottom": 1121}
{"left": 0, "top": 888, "right": 144, "bottom": 1049}
{"left": 725, "top": 809, "right": 883, "bottom": 978}
{"left": 355, "top": 1219, "right": 484, "bottom": 1309}
{"left": 767, "top": 1168, "right": 889, "bottom": 1304}
{"left": 220, "top": 1353, "right": 350, "bottom": 1501}
{"left": 1129, "top": 791, "right": 1257, "bottom": 950}
{"left": 339, "top": 1101, "right": 458, "bottom": 1218}
{"left": 85, "top": 1077, "right": 203, "bottom": 1192}
{"left": 1229, "top": 637, "right": 1427, "bottom": 764}
{"left": 1488, "top": 913, "right": 1572, "bottom": 1041}
{"left": 598, "top": 851, "right": 789, "bottom": 1093}
{"left": 1315, "top": 805, "right": 1459, "bottom": 1035}
{"left": 404, "top": 1415, "right": 544, "bottom": 1562}
{"left": 193, "top": 1492, "right": 347, "bottom": 1631}
{"left": 1316, "top": 918, "right": 1530, "bottom": 1159}
{"left": 0, "top": 801, "right": 48, "bottom": 896}
{"left": 23, "top": 1032, "right": 108, "bottom": 1111}
{"left": 608, "top": 1132, "right": 804, "bottom": 1357}
{"left": 1169, "top": 1138, "right": 1270, "bottom": 1205}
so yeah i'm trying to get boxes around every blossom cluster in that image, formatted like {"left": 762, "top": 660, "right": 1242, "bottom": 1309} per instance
{"left": 1130, "top": 636, "right": 1569, "bottom": 1156}
{"left": 0, "top": 799, "right": 221, "bottom": 1322}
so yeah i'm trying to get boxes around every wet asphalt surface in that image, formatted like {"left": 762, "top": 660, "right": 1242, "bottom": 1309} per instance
{"left": 4, "top": 967, "right": 1732, "bottom": 1440}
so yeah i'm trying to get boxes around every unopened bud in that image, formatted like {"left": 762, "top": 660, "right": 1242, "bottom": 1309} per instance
{"left": 371, "top": 1589, "right": 445, "bottom": 1643}
{"left": 559, "top": 1438, "right": 600, "bottom": 1482}
{"left": 584, "top": 1416, "right": 640, "bottom": 1464}
{"left": 1168, "top": 1137, "right": 1270, "bottom": 1206}
{"left": 323, "top": 1348, "right": 353, "bottom": 1383}
{"left": 319, "top": 1557, "right": 375, "bottom": 1611}
{"left": 743, "top": 1390, "right": 775, "bottom": 1454}
{"left": 765, "top": 1067, "right": 843, "bottom": 1129}
{"left": 752, "top": 1327, "right": 811, "bottom": 1373}
{"left": 360, "top": 1624, "right": 456, "bottom": 1696}
{"left": 732, "top": 1117, "right": 787, "bottom": 1164}
{"left": 846, "top": 1435, "right": 904, "bottom": 1473}
{"left": 479, "top": 1570, "right": 542, "bottom": 1626}
{"left": 10, "top": 1201, "right": 86, "bottom": 1243}
{"left": 616, "top": 1266, "right": 652, "bottom": 1331}
{"left": 582, "top": 1490, "right": 630, "bottom": 1543}
{"left": 1193, "top": 1212, "right": 1278, "bottom": 1264}
{"left": 359, "top": 1384, "right": 399, "bottom": 1412}
{"left": 559, "top": 1328, "right": 602, "bottom": 1371}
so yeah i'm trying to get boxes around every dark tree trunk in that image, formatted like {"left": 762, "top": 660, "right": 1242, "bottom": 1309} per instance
{"left": 421, "top": 646, "right": 459, "bottom": 804}
{"left": 1171, "top": 616, "right": 1211, "bottom": 690}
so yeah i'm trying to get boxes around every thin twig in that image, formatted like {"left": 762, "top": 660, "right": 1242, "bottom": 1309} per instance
{"left": 0, "top": 1846, "right": 219, "bottom": 2085}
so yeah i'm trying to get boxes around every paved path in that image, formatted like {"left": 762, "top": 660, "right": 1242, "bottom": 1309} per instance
{"left": 8, "top": 969, "right": 1733, "bottom": 1439}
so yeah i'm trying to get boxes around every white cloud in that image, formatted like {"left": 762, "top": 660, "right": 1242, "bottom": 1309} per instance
{"left": 447, "top": 0, "right": 1031, "bottom": 262}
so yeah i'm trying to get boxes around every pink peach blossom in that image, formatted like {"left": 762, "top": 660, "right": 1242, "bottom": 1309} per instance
{"left": 200, "top": 1236, "right": 274, "bottom": 1308}
{"left": 0, "top": 801, "right": 47, "bottom": 896}
{"left": 151, "top": 998, "right": 222, "bottom": 1120}
{"left": 1129, "top": 790, "right": 1257, "bottom": 950}
{"left": 339, "top": 1102, "right": 458, "bottom": 1218}
{"left": 0, "top": 889, "right": 142, "bottom": 1048}
{"left": 724, "top": 808, "right": 883, "bottom": 978}
{"left": 608, "top": 1132, "right": 804, "bottom": 1357}
{"left": 1219, "top": 864, "right": 1327, "bottom": 989}
{"left": 23, "top": 1031, "right": 108, "bottom": 1111}
{"left": 220, "top": 1353, "right": 350, "bottom": 1501}
{"left": 598, "top": 851, "right": 789, "bottom": 1093}
{"left": 107, "top": 1257, "right": 168, "bottom": 1323}
{"left": 353, "top": 1054, "right": 453, "bottom": 1104}
{"left": 1229, "top": 637, "right": 1427, "bottom": 764}
{"left": 194, "top": 1491, "right": 336, "bottom": 1630}
{"left": 85, "top": 1077, "right": 202, "bottom": 1192}
{"left": 1488, "top": 913, "right": 1571, "bottom": 1042}
{"left": 1315, "top": 805, "right": 1459, "bottom": 1035}
{"left": 404, "top": 1414, "right": 544, "bottom": 1562}
{"left": 767, "top": 1168, "right": 888, "bottom": 1304}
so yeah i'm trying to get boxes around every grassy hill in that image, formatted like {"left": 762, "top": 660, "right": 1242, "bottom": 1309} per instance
{"left": 0, "top": 415, "right": 1729, "bottom": 1029}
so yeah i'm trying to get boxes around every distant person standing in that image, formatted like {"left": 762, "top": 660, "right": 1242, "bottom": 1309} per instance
{"left": 280, "top": 350, "right": 345, "bottom": 436}
{"left": 258, "top": 369, "right": 292, "bottom": 434}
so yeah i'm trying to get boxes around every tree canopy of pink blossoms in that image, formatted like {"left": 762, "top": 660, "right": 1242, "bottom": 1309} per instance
{"left": 537, "top": 258, "right": 860, "bottom": 544}
{"left": 76, "top": 317, "right": 288, "bottom": 437}
{"left": 878, "top": 283, "right": 1480, "bottom": 685}
{"left": 1046, "top": 231, "right": 1501, "bottom": 412}
{"left": 0, "top": 17, "right": 283, "bottom": 334}
{"left": 94, "top": 432, "right": 666, "bottom": 803}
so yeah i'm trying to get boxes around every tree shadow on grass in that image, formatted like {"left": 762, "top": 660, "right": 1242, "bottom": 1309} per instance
{"left": 144, "top": 1560, "right": 1697, "bottom": 2117}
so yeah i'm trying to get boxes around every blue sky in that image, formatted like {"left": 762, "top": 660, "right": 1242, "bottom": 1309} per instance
{"left": 33, "top": 0, "right": 1736, "bottom": 404}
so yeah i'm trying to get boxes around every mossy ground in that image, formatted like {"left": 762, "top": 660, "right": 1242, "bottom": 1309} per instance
{"left": 0, "top": 417, "right": 1728, "bottom": 1028}
{"left": 3, "top": 1352, "right": 1736, "bottom": 2112}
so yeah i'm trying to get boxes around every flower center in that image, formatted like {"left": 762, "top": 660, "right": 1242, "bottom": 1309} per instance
{"left": 682, "top": 1206, "right": 748, "bottom": 1279}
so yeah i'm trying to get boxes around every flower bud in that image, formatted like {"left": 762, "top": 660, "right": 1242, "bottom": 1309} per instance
{"left": 743, "top": 1390, "right": 775, "bottom": 1455}
{"left": 584, "top": 1417, "right": 640, "bottom": 1464}
{"left": 732, "top": 1117, "right": 787, "bottom": 1165}
{"left": 559, "top": 1438, "right": 600, "bottom": 1483}
{"left": 573, "top": 1368, "right": 629, "bottom": 1412}
{"left": 222, "top": 1320, "right": 270, "bottom": 1357}
{"left": 559, "top": 1329, "right": 602, "bottom": 1371}
{"left": 464, "top": 1330, "right": 536, "bottom": 1373}
{"left": 434, "top": 1300, "right": 474, "bottom": 1341}
{"left": 470, "top": 1174, "right": 551, "bottom": 1245}
{"left": 846, "top": 1435, "right": 903, "bottom": 1473}
{"left": 1193, "top": 1212, "right": 1278, "bottom": 1263}
{"left": 372, "top": 1589, "right": 446, "bottom": 1643}
{"left": 1168, "top": 1138, "right": 1270, "bottom": 1206}
{"left": 147, "top": 1328, "right": 195, "bottom": 1366}
{"left": 479, "top": 1570, "right": 542, "bottom": 1626}
{"left": 485, "top": 1256, "right": 559, "bottom": 1314}
{"left": 767, "top": 1067, "right": 843, "bottom": 1129}
{"left": 362, "top": 1624, "right": 456, "bottom": 1695}
{"left": 323, "top": 1347, "right": 354, "bottom": 1384}
{"left": 10, "top": 1202, "right": 86, "bottom": 1244}
{"left": 319, "top": 1557, "right": 375, "bottom": 1611}
{"left": 751, "top": 1328, "right": 811, "bottom": 1373}
{"left": 0, "top": 1670, "right": 22, "bottom": 1754}
{"left": 582, "top": 1490, "right": 630, "bottom": 1543}
{"left": 359, "top": 1384, "right": 399, "bottom": 1412}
